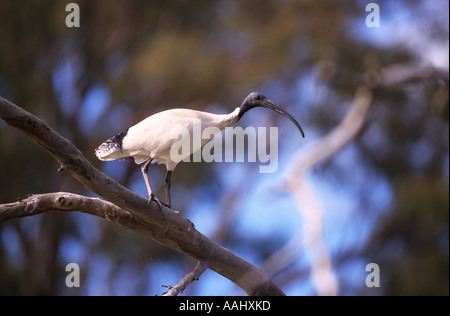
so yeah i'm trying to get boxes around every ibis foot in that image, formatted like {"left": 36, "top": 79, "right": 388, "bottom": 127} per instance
{"left": 147, "top": 194, "right": 170, "bottom": 210}
{"left": 147, "top": 194, "right": 162, "bottom": 210}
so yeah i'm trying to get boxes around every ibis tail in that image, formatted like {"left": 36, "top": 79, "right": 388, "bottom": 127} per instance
{"left": 95, "top": 128, "right": 168, "bottom": 208}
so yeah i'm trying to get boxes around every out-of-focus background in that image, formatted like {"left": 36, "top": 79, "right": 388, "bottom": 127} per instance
{"left": 0, "top": 0, "right": 448, "bottom": 296}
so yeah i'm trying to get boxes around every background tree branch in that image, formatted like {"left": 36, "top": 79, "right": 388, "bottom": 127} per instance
{"left": 162, "top": 260, "right": 209, "bottom": 296}
{"left": 0, "top": 96, "right": 284, "bottom": 296}
{"left": 261, "top": 61, "right": 448, "bottom": 294}
{"left": 263, "top": 85, "right": 373, "bottom": 295}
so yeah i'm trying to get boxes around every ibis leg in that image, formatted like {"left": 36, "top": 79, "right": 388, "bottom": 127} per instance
{"left": 140, "top": 158, "right": 163, "bottom": 209}
{"left": 164, "top": 170, "right": 172, "bottom": 208}
{"left": 141, "top": 158, "right": 154, "bottom": 197}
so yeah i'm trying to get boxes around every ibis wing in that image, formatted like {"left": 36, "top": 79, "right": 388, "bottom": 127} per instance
{"left": 99, "top": 108, "right": 236, "bottom": 166}
{"left": 122, "top": 109, "right": 200, "bottom": 165}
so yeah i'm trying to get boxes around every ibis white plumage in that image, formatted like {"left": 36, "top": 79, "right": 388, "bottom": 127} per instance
{"left": 95, "top": 92, "right": 304, "bottom": 208}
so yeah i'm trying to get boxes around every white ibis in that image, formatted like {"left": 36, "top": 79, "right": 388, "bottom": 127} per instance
{"left": 95, "top": 92, "right": 304, "bottom": 208}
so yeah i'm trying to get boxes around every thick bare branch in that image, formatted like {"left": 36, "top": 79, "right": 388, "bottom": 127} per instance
{"left": 1, "top": 192, "right": 131, "bottom": 225}
{"left": 0, "top": 96, "right": 284, "bottom": 296}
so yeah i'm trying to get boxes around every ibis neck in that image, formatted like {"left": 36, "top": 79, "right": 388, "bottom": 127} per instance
{"left": 206, "top": 107, "right": 241, "bottom": 131}
{"left": 238, "top": 102, "right": 258, "bottom": 119}
{"left": 226, "top": 107, "right": 241, "bottom": 126}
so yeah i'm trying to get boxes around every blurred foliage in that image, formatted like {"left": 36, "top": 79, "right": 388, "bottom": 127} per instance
{"left": 0, "top": 0, "right": 448, "bottom": 295}
{"left": 364, "top": 176, "right": 449, "bottom": 295}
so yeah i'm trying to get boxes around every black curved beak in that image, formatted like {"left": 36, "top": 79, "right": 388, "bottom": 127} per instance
{"left": 262, "top": 99, "right": 305, "bottom": 138}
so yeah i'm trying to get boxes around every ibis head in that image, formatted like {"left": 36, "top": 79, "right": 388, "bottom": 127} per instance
{"left": 238, "top": 92, "right": 305, "bottom": 138}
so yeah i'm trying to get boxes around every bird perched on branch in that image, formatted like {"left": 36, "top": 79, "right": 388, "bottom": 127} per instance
{"left": 95, "top": 92, "right": 304, "bottom": 208}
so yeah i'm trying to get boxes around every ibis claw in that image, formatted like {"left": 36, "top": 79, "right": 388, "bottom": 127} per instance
{"left": 148, "top": 194, "right": 162, "bottom": 209}
{"left": 147, "top": 194, "right": 170, "bottom": 211}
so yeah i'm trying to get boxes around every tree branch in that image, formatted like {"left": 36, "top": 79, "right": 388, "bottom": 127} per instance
{"left": 263, "top": 85, "right": 373, "bottom": 295}
{"left": 1, "top": 192, "right": 140, "bottom": 227}
{"left": 263, "top": 61, "right": 448, "bottom": 293}
{"left": 0, "top": 96, "right": 284, "bottom": 296}
{"left": 163, "top": 261, "right": 209, "bottom": 296}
